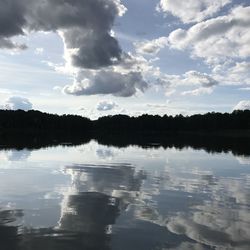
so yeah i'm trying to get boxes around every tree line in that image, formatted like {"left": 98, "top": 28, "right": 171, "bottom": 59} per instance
{"left": 0, "top": 109, "right": 250, "bottom": 133}
{"left": 0, "top": 109, "right": 249, "bottom": 155}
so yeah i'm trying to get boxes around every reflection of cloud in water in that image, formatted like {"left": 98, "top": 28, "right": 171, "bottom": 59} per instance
{"left": 58, "top": 164, "right": 146, "bottom": 233}
{"left": 0, "top": 162, "right": 148, "bottom": 250}
{"left": 236, "top": 156, "right": 250, "bottom": 165}
{"left": 218, "top": 176, "right": 250, "bottom": 205}
{"left": 6, "top": 149, "right": 31, "bottom": 161}
{"left": 1, "top": 145, "right": 250, "bottom": 250}
{"left": 0, "top": 209, "right": 25, "bottom": 250}
{"left": 96, "top": 148, "right": 115, "bottom": 160}
{"left": 166, "top": 202, "right": 250, "bottom": 249}
{"left": 163, "top": 242, "right": 209, "bottom": 250}
{"left": 59, "top": 192, "right": 120, "bottom": 234}
{"left": 64, "top": 164, "right": 146, "bottom": 196}
{"left": 167, "top": 215, "right": 232, "bottom": 247}
{"left": 156, "top": 171, "right": 217, "bottom": 194}
{"left": 0, "top": 194, "right": 118, "bottom": 250}
{"left": 135, "top": 163, "right": 250, "bottom": 249}
{"left": 0, "top": 209, "right": 23, "bottom": 224}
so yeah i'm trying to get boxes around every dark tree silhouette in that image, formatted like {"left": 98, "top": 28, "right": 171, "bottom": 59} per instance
{"left": 0, "top": 109, "right": 250, "bottom": 155}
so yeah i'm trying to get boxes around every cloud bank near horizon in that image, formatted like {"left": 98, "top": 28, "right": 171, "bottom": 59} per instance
{"left": 1, "top": 96, "right": 33, "bottom": 111}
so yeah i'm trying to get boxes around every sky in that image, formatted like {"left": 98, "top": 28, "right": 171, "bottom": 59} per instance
{"left": 0, "top": 0, "right": 250, "bottom": 119}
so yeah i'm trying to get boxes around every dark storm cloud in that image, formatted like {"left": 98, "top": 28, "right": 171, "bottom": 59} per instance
{"left": 0, "top": 0, "right": 28, "bottom": 49}
{"left": 0, "top": 37, "right": 27, "bottom": 50}
{"left": 64, "top": 28, "right": 122, "bottom": 69}
{"left": 26, "top": 0, "right": 122, "bottom": 32}
{"left": 0, "top": 0, "right": 125, "bottom": 68}
{"left": 0, "top": 0, "right": 26, "bottom": 37}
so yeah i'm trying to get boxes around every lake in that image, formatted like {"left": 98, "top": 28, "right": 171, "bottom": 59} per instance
{"left": 0, "top": 140, "right": 250, "bottom": 249}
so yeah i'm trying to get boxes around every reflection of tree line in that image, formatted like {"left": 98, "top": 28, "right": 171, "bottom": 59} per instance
{"left": 1, "top": 130, "right": 250, "bottom": 157}
{"left": 0, "top": 109, "right": 250, "bottom": 156}
{"left": 95, "top": 132, "right": 250, "bottom": 157}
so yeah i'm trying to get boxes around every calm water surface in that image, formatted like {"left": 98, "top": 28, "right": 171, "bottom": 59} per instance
{"left": 0, "top": 141, "right": 250, "bottom": 250}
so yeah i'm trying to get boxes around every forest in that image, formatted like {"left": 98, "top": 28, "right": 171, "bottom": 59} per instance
{"left": 0, "top": 109, "right": 250, "bottom": 133}
{"left": 0, "top": 109, "right": 250, "bottom": 155}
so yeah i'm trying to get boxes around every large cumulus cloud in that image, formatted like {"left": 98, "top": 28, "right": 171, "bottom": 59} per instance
{"left": 157, "top": 0, "right": 231, "bottom": 24}
{"left": 157, "top": 70, "right": 218, "bottom": 96}
{"left": 168, "top": 6, "right": 250, "bottom": 65}
{"left": 0, "top": 0, "right": 150, "bottom": 97}
{"left": 0, "top": 0, "right": 125, "bottom": 68}
{"left": 63, "top": 70, "right": 148, "bottom": 97}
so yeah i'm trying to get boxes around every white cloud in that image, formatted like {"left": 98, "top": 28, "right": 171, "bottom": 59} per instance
{"left": 53, "top": 86, "right": 62, "bottom": 91}
{"left": 34, "top": 47, "right": 44, "bottom": 55}
{"left": 2, "top": 96, "right": 33, "bottom": 111}
{"left": 233, "top": 100, "right": 250, "bottom": 111}
{"left": 211, "top": 61, "right": 250, "bottom": 86}
{"left": 158, "top": 71, "right": 217, "bottom": 88}
{"left": 228, "top": 61, "right": 250, "bottom": 85}
{"left": 181, "top": 87, "right": 213, "bottom": 96}
{"left": 157, "top": 0, "right": 231, "bottom": 24}
{"left": 168, "top": 6, "right": 250, "bottom": 65}
{"left": 182, "top": 71, "right": 218, "bottom": 87}
{"left": 135, "top": 37, "right": 168, "bottom": 55}
{"left": 165, "top": 89, "right": 176, "bottom": 97}
{"left": 146, "top": 102, "right": 170, "bottom": 109}
{"left": 97, "top": 100, "right": 118, "bottom": 111}
{"left": 231, "top": 61, "right": 250, "bottom": 74}
{"left": 157, "top": 70, "right": 218, "bottom": 96}
{"left": 63, "top": 70, "right": 148, "bottom": 97}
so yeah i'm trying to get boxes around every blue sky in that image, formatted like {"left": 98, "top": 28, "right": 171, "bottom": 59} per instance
{"left": 0, "top": 0, "right": 249, "bottom": 118}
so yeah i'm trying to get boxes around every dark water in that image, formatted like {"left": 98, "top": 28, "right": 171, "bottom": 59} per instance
{"left": 0, "top": 141, "right": 250, "bottom": 249}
